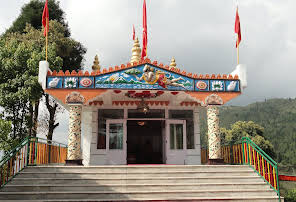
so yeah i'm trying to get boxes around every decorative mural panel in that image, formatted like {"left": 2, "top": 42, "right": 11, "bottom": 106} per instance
{"left": 195, "top": 80, "right": 209, "bottom": 91}
{"left": 64, "top": 77, "right": 78, "bottom": 88}
{"left": 46, "top": 64, "right": 241, "bottom": 92}
{"left": 95, "top": 64, "right": 194, "bottom": 91}
{"left": 210, "top": 80, "right": 225, "bottom": 91}
{"left": 47, "top": 77, "right": 62, "bottom": 88}
{"left": 79, "top": 77, "right": 94, "bottom": 88}
{"left": 225, "top": 80, "right": 240, "bottom": 91}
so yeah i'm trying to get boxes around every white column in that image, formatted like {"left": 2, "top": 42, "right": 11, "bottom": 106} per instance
{"left": 67, "top": 104, "right": 83, "bottom": 164}
{"left": 81, "top": 107, "right": 93, "bottom": 166}
{"left": 207, "top": 105, "right": 221, "bottom": 160}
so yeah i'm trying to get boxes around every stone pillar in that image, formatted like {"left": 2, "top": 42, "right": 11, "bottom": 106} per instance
{"left": 66, "top": 104, "right": 83, "bottom": 165}
{"left": 207, "top": 105, "right": 223, "bottom": 164}
{"left": 81, "top": 108, "right": 94, "bottom": 166}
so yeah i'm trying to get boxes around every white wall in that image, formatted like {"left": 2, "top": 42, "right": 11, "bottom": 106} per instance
{"left": 186, "top": 107, "right": 201, "bottom": 165}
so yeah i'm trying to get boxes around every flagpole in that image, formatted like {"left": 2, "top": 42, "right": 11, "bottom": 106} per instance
{"left": 237, "top": 37, "right": 239, "bottom": 65}
{"left": 45, "top": 17, "right": 48, "bottom": 61}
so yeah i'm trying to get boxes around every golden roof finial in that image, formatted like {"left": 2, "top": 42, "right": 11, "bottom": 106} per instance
{"left": 92, "top": 55, "right": 101, "bottom": 71}
{"left": 130, "top": 37, "right": 141, "bottom": 63}
{"left": 170, "top": 57, "right": 177, "bottom": 68}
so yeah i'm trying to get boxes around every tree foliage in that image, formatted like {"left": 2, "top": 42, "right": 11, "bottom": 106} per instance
{"left": 4, "top": 0, "right": 86, "bottom": 71}
{"left": 0, "top": 20, "right": 86, "bottom": 145}
{"left": 0, "top": 0, "right": 86, "bottom": 150}
{"left": 200, "top": 98, "right": 296, "bottom": 166}
{"left": 285, "top": 189, "right": 296, "bottom": 202}
{"left": 223, "top": 121, "right": 275, "bottom": 158}
{"left": 6, "top": 0, "right": 68, "bottom": 36}
{"left": 0, "top": 22, "right": 63, "bottom": 140}
{"left": 0, "top": 118, "right": 14, "bottom": 152}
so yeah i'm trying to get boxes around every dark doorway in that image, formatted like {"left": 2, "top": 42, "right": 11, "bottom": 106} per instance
{"left": 127, "top": 120, "right": 163, "bottom": 164}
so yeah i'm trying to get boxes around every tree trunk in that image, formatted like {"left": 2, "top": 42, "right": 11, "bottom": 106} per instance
{"left": 12, "top": 105, "right": 17, "bottom": 139}
{"left": 28, "top": 103, "right": 33, "bottom": 137}
{"left": 45, "top": 94, "right": 59, "bottom": 142}
{"left": 45, "top": 94, "right": 60, "bottom": 164}
{"left": 32, "top": 99, "right": 40, "bottom": 137}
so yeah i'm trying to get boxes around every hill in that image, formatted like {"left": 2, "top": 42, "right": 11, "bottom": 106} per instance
{"left": 200, "top": 98, "right": 296, "bottom": 166}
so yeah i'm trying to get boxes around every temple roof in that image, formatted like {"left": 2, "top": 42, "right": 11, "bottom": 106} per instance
{"left": 47, "top": 58, "right": 239, "bottom": 80}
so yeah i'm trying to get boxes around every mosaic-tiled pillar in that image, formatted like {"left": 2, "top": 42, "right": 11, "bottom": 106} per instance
{"left": 66, "top": 104, "right": 83, "bottom": 165}
{"left": 207, "top": 105, "right": 222, "bottom": 161}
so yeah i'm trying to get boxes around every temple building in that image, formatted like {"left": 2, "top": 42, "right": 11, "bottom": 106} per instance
{"left": 38, "top": 37, "right": 247, "bottom": 166}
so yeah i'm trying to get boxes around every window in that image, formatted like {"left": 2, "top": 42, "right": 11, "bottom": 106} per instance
{"left": 97, "top": 109, "right": 124, "bottom": 149}
{"left": 109, "top": 123, "right": 123, "bottom": 149}
{"left": 170, "top": 124, "right": 183, "bottom": 149}
{"left": 169, "top": 110, "right": 194, "bottom": 149}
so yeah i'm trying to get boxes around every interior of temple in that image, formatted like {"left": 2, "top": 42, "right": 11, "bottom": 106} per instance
{"left": 127, "top": 120, "right": 164, "bottom": 164}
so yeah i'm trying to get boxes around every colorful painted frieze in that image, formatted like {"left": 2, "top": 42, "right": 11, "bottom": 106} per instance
{"left": 46, "top": 64, "right": 240, "bottom": 92}
{"left": 95, "top": 64, "right": 194, "bottom": 91}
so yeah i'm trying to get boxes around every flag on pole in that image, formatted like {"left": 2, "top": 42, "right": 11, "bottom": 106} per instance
{"left": 42, "top": 0, "right": 49, "bottom": 36}
{"left": 133, "top": 25, "right": 135, "bottom": 40}
{"left": 141, "top": 0, "right": 147, "bottom": 59}
{"left": 235, "top": 7, "right": 241, "bottom": 48}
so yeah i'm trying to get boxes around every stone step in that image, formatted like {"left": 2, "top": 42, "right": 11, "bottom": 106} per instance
{"left": 16, "top": 170, "right": 257, "bottom": 178}
{"left": 9, "top": 176, "right": 262, "bottom": 185}
{"left": 2, "top": 182, "right": 270, "bottom": 192}
{"left": 0, "top": 198, "right": 281, "bottom": 202}
{"left": 1, "top": 165, "right": 281, "bottom": 201}
{"left": 24, "top": 165, "right": 250, "bottom": 173}
{"left": 0, "top": 189, "right": 277, "bottom": 200}
{"left": 0, "top": 196, "right": 282, "bottom": 202}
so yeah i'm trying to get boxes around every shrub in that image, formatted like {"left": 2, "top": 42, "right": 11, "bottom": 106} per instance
{"left": 285, "top": 189, "right": 296, "bottom": 202}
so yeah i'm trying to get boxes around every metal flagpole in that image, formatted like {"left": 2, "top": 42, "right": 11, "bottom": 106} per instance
{"left": 237, "top": 37, "right": 239, "bottom": 65}
{"left": 46, "top": 17, "right": 48, "bottom": 61}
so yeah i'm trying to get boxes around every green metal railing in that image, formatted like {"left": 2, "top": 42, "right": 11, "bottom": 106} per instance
{"left": 201, "top": 137, "right": 281, "bottom": 201}
{"left": 242, "top": 137, "right": 280, "bottom": 201}
{"left": 0, "top": 136, "right": 67, "bottom": 187}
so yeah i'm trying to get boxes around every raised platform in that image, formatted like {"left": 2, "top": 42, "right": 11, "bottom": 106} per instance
{"left": 0, "top": 165, "right": 280, "bottom": 201}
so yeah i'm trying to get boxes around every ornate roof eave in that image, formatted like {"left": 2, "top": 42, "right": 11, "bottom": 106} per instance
{"left": 47, "top": 58, "right": 239, "bottom": 80}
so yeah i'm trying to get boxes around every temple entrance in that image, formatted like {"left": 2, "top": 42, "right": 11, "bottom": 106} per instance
{"left": 127, "top": 120, "right": 164, "bottom": 164}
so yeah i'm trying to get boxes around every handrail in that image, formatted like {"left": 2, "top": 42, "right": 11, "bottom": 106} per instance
{"left": 242, "top": 136, "right": 280, "bottom": 202}
{"left": 242, "top": 137, "right": 277, "bottom": 165}
{"left": 0, "top": 136, "right": 30, "bottom": 165}
{"left": 202, "top": 137, "right": 281, "bottom": 201}
{"left": 0, "top": 136, "right": 67, "bottom": 188}
{"left": 33, "top": 137, "right": 67, "bottom": 147}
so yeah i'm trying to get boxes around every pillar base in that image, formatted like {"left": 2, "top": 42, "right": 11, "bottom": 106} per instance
{"left": 207, "top": 158, "right": 224, "bottom": 165}
{"left": 65, "top": 159, "right": 83, "bottom": 166}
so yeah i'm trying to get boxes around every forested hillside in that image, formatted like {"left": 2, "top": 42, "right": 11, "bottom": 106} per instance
{"left": 200, "top": 98, "right": 296, "bottom": 166}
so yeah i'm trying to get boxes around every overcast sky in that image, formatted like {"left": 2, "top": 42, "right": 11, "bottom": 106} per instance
{"left": 1, "top": 0, "right": 295, "bottom": 143}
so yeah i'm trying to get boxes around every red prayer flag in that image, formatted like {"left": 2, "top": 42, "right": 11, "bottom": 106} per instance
{"left": 42, "top": 0, "right": 49, "bottom": 37}
{"left": 141, "top": 0, "right": 147, "bottom": 59}
{"left": 133, "top": 25, "right": 135, "bottom": 40}
{"left": 235, "top": 7, "right": 241, "bottom": 48}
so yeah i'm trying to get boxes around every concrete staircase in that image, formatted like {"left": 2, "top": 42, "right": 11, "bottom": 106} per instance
{"left": 0, "top": 165, "right": 279, "bottom": 201}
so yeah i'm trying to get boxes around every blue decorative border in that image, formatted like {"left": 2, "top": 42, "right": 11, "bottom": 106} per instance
{"left": 195, "top": 80, "right": 209, "bottom": 92}
{"left": 210, "top": 80, "right": 225, "bottom": 92}
{"left": 79, "top": 77, "right": 94, "bottom": 89}
{"left": 46, "top": 64, "right": 240, "bottom": 92}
